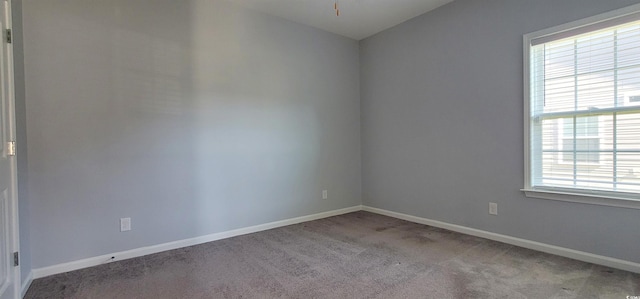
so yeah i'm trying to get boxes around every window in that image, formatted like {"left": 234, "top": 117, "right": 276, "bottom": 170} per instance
{"left": 524, "top": 4, "right": 640, "bottom": 208}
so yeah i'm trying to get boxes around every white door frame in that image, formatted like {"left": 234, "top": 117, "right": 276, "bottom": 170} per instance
{"left": 1, "top": 0, "right": 20, "bottom": 297}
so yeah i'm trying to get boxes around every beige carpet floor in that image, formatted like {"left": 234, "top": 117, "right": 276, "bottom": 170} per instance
{"left": 25, "top": 211, "right": 640, "bottom": 298}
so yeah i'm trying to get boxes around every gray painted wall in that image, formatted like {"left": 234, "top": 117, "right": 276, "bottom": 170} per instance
{"left": 23, "top": 0, "right": 360, "bottom": 268}
{"left": 22, "top": 0, "right": 640, "bottom": 273}
{"left": 361, "top": 0, "right": 640, "bottom": 263}
{"left": 12, "top": 0, "right": 31, "bottom": 284}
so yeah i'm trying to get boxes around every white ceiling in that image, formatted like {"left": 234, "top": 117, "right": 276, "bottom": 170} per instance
{"left": 232, "top": 0, "right": 455, "bottom": 40}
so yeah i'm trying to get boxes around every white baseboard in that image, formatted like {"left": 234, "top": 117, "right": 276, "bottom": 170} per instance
{"left": 21, "top": 271, "right": 33, "bottom": 298}
{"left": 362, "top": 206, "right": 640, "bottom": 274}
{"left": 29, "top": 204, "right": 640, "bottom": 282}
{"left": 32, "top": 205, "right": 362, "bottom": 279}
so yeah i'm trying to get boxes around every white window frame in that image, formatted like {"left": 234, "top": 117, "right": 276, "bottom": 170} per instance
{"left": 522, "top": 4, "right": 640, "bottom": 209}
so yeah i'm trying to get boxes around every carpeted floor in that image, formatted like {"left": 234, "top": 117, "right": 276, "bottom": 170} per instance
{"left": 25, "top": 211, "right": 640, "bottom": 298}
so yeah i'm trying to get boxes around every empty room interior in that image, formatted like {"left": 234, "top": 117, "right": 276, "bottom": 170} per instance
{"left": 4, "top": 0, "right": 640, "bottom": 297}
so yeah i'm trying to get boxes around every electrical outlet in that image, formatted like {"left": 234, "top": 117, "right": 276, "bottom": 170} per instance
{"left": 322, "top": 190, "right": 328, "bottom": 200}
{"left": 120, "top": 217, "right": 131, "bottom": 232}
{"left": 489, "top": 203, "right": 498, "bottom": 215}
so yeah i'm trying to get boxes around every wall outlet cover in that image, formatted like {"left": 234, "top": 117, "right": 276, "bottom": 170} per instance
{"left": 120, "top": 218, "right": 131, "bottom": 232}
{"left": 489, "top": 203, "right": 498, "bottom": 215}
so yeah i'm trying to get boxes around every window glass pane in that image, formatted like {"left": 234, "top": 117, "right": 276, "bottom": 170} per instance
{"left": 618, "top": 66, "right": 640, "bottom": 103}
{"left": 575, "top": 153, "right": 613, "bottom": 189}
{"left": 617, "top": 113, "right": 640, "bottom": 151}
{"left": 561, "top": 138, "right": 599, "bottom": 163}
{"left": 545, "top": 40, "right": 575, "bottom": 80}
{"left": 616, "top": 153, "right": 640, "bottom": 192}
{"left": 576, "top": 72, "right": 615, "bottom": 110}
{"left": 576, "top": 31, "right": 614, "bottom": 74}
{"left": 598, "top": 114, "right": 615, "bottom": 151}
{"left": 562, "top": 116, "right": 599, "bottom": 137}
{"left": 541, "top": 152, "right": 573, "bottom": 187}
{"left": 544, "top": 76, "right": 575, "bottom": 112}
{"left": 616, "top": 24, "right": 640, "bottom": 68}
{"left": 540, "top": 118, "right": 558, "bottom": 152}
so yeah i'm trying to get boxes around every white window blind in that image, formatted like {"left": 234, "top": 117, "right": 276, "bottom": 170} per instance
{"left": 525, "top": 6, "right": 640, "bottom": 203}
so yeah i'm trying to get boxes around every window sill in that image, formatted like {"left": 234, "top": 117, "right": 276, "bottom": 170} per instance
{"left": 521, "top": 188, "right": 640, "bottom": 209}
